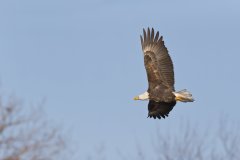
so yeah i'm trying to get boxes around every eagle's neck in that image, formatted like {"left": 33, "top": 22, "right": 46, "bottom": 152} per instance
{"left": 138, "top": 91, "right": 149, "bottom": 100}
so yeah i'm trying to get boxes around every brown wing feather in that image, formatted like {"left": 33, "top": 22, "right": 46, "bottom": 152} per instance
{"left": 141, "top": 28, "right": 175, "bottom": 102}
{"left": 148, "top": 100, "right": 176, "bottom": 119}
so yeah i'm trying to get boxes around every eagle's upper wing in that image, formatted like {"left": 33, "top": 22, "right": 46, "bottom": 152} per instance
{"left": 140, "top": 28, "right": 175, "bottom": 102}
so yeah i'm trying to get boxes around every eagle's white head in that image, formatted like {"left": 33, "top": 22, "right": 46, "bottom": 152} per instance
{"left": 134, "top": 91, "right": 149, "bottom": 100}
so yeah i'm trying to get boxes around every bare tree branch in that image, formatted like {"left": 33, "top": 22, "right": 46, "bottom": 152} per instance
{"left": 132, "top": 118, "right": 240, "bottom": 160}
{"left": 0, "top": 94, "right": 66, "bottom": 160}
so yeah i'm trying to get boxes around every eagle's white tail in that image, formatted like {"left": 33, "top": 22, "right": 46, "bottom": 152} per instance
{"left": 173, "top": 89, "right": 194, "bottom": 102}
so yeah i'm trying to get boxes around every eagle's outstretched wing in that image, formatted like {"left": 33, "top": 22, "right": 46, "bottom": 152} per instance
{"left": 140, "top": 28, "right": 175, "bottom": 102}
{"left": 148, "top": 100, "right": 176, "bottom": 119}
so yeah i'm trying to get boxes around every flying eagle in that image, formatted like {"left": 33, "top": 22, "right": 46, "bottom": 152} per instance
{"left": 134, "top": 28, "right": 194, "bottom": 119}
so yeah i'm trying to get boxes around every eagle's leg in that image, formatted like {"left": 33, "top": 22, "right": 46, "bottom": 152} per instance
{"left": 173, "top": 89, "right": 194, "bottom": 102}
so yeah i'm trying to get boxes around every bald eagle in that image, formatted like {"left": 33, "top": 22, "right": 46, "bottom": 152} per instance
{"left": 134, "top": 28, "right": 194, "bottom": 119}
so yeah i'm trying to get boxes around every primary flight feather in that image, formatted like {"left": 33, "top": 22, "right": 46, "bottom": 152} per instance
{"left": 134, "top": 28, "right": 194, "bottom": 119}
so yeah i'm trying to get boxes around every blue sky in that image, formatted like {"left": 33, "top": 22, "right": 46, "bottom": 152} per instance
{"left": 0, "top": 0, "right": 240, "bottom": 159}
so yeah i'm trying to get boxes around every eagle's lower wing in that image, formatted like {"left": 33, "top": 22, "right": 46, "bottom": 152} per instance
{"left": 148, "top": 100, "right": 176, "bottom": 119}
{"left": 141, "top": 28, "right": 175, "bottom": 102}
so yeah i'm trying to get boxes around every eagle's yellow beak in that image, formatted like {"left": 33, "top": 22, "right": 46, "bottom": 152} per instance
{"left": 133, "top": 96, "right": 139, "bottom": 100}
